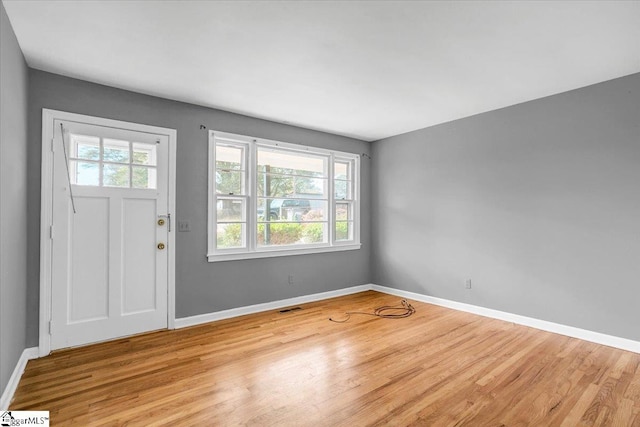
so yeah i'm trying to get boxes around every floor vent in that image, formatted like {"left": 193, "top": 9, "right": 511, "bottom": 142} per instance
{"left": 279, "top": 307, "right": 302, "bottom": 313}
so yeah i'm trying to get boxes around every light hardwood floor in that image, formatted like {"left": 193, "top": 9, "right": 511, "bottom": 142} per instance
{"left": 11, "top": 291, "right": 640, "bottom": 426}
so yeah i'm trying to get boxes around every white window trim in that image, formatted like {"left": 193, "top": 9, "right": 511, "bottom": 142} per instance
{"left": 208, "top": 131, "right": 361, "bottom": 262}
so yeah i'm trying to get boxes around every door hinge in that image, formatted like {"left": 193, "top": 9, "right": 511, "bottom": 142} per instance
{"left": 50, "top": 225, "right": 54, "bottom": 240}
{"left": 50, "top": 138, "right": 55, "bottom": 152}
{"left": 48, "top": 321, "right": 53, "bottom": 334}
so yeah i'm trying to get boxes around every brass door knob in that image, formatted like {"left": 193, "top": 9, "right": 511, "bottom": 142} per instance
{"left": 157, "top": 243, "right": 165, "bottom": 250}
{"left": 158, "top": 219, "right": 165, "bottom": 226}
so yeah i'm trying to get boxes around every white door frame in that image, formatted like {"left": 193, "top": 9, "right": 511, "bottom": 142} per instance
{"left": 39, "top": 109, "right": 177, "bottom": 357}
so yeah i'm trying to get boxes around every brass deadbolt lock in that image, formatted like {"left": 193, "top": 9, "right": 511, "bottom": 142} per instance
{"left": 157, "top": 243, "right": 165, "bottom": 250}
{"left": 158, "top": 219, "right": 165, "bottom": 226}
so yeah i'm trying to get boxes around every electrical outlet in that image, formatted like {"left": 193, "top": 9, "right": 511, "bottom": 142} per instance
{"left": 177, "top": 220, "right": 191, "bottom": 232}
{"left": 288, "top": 275, "right": 294, "bottom": 285}
{"left": 465, "top": 279, "right": 472, "bottom": 289}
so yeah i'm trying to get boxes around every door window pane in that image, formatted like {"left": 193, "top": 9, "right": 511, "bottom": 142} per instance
{"left": 132, "top": 166, "right": 157, "bottom": 189}
{"left": 73, "top": 161, "right": 100, "bottom": 186}
{"left": 71, "top": 134, "right": 100, "bottom": 160}
{"left": 132, "top": 142, "right": 157, "bottom": 166}
{"left": 103, "top": 164, "right": 130, "bottom": 187}
{"left": 103, "top": 139, "right": 130, "bottom": 163}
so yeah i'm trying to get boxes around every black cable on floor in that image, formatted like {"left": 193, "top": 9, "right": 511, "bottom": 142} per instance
{"left": 329, "top": 299, "right": 416, "bottom": 323}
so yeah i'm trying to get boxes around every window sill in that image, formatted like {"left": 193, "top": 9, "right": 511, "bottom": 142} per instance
{"left": 207, "top": 243, "right": 361, "bottom": 262}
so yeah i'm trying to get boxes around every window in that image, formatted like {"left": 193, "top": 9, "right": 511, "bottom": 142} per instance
{"left": 69, "top": 133, "right": 158, "bottom": 189}
{"left": 208, "top": 131, "right": 360, "bottom": 261}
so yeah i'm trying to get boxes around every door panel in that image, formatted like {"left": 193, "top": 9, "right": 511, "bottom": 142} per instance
{"left": 122, "top": 198, "right": 157, "bottom": 315}
{"left": 69, "top": 196, "right": 110, "bottom": 323}
{"left": 50, "top": 119, "right": 169, "bottom": 350}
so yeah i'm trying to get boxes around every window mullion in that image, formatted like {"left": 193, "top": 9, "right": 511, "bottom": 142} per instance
{"left": 353, "top": 157, "right": 360, "bottom": 244}
{"left": 208, "top": 132, "right": 216, "bottom": 256}
{"left": 99, "top": 138, "right": 104, "bottom": 187}
{"left": 128, "top": 141, "right": 133, "bottom": 188}
{"left": 248, "top": 141, "right": 257, "bottom": 252}
{"left": 329, "top": 153, "right": 335, "bottom": 245}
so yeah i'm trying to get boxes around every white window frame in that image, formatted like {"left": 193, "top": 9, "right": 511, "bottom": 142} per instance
{"left": 208, "top": 131, "right": 361, "bottom": 262}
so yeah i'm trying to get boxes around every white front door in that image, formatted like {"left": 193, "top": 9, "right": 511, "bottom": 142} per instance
{"left": 49, "top": 118, "right": 170, "bottom": 350}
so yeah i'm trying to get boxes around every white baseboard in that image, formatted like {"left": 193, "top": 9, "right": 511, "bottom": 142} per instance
{"left": 174, "top": 284, "right": 372, "bottom": 329}
{"left": 175, "top": 283, "right": 639, "bottom": 354}
{"left": 1, "top": 284, "right": 636, "bottom": 410}
{"left": 372, "top": 284, "right": 640, "bottom": 354}
{"left": 1, "top": 347, "right": 39, "bottom": 410}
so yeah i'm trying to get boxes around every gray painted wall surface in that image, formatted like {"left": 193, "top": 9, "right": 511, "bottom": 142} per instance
{"left": 26, "top": 70, "right": 371, "bottom": 346}
{"left": 0, "top": 2, "right": 29, "bottom": 394}
{"left": 372, "top": 73, "right": 640, "bottom": 341}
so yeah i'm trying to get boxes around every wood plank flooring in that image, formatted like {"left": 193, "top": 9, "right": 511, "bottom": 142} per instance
{"left": 11, "top": 291, "right": 640, "bottom": 426}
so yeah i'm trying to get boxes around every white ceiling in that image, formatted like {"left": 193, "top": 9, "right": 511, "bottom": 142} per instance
{"left": 3, "top": 1, "right": 639, "bottom": 141}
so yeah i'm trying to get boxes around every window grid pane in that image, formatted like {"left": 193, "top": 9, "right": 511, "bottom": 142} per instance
{"left": 334, "top": 158, "right": 354, "bottom": 201}
{"left": 216, "top": 223, "right": 246, "bottom": 249}
{"left": 257, "top": 148, "right": 327, "bottom": 178}
{"left": 255, "top": 147, "right": 329, "bottom": 248}
{"left": 257, "top": 173, "right": 327, "bottom": 198}
{"left": 334, "top": 179, "right": 353, "bottom": 200}
{"left": 217, "top": 197, "right": 246, "bottom": 222}
{"left": 335, "top": 221, "right": 354, "bottom": 241}
{"left": 336, "top": 202, "right": 353, "bottom": 221}
{"left": 257, "top": 222, "right": 328, "bottom": 247}
{"left": 334, "top": 161, "right": 351, "bottom": 180}
{"left": 258, "top": 197, "right": 326, "bottom": 222}
{"left": 216, "top": 143, "right": 246, "bottom": 196}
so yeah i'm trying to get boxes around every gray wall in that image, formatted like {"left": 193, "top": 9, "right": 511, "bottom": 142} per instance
{"left": 372, "top": 73, "right": 640, "bottom": 341}
{"left": 26, "top": 70, "right": 371, "bottom": 346}
{"left": 1, "top": 1, "right": 29, "bottom": 395}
